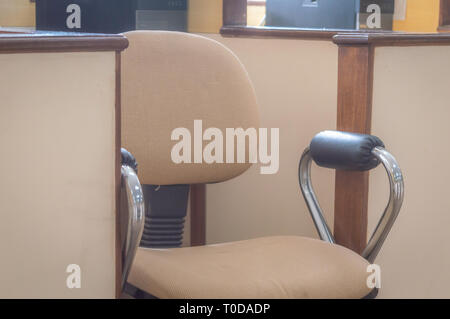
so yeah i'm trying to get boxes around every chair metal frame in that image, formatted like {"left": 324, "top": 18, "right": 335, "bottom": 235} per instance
{"left": 119, "top": 142, "right": 404, "bottom": 294}
{"left": 120, "top": 164, "right": 145, "bottom": 289}
{"left": 298, "top": 146, "right": 404, "bottom": 263}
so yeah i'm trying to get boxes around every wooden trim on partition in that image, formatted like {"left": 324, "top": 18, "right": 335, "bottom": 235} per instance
{"left": 334, "top": 44, "right": 374, "bottom": 254}
{"left": 190, "top": 184, "right": 206, "bottom": 246}
{"left": 115, "top": 52, "right": 123, "bottom": 299}
{"left": 221, "top": 26, "right": 340, "bottom": 40}
{"left": 333, "top": 32, "right": 450, "bottom": 46}
{"left": 222, "top": 28, "right": 450, "bottom": 44}
{"left": 220, "top": 26, "right": 402, "bottom": 41}
{"left": 0, "top": 32, "right": 128, "bottom": 53}
{"left": 223, "top": 0, "right": 248, "bottom": 26}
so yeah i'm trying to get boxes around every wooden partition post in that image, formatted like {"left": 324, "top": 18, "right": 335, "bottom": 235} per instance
{"left": 334, "top": 44, "right": 375, "bottom": 253}
{"left": 223, "top": 0, "right": 248, "bottom": 26}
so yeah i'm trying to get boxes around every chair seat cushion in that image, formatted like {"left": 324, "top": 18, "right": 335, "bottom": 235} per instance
{"left": 128, "top": 236, "right": 372, "bottom": 299}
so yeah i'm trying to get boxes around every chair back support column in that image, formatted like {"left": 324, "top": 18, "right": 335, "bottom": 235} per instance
{"left": 190, "top": 184, "right": 206, "bottom": 246}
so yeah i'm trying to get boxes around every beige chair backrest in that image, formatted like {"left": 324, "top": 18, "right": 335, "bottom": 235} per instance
{"left": 121, "top": 31, "right": 260, "bottom": 185}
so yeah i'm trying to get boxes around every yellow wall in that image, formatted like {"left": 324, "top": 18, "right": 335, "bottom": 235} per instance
{"left": 0, "top": 0, "right": 223, "bottom": 33}
{"left": 393, "top": 0, "right": 440, "bottom": 32}
{"left": 188, "top": 0, "right": 222, "bottom": 33}
{"left": 0, "top": 0, "right": 35, "bottom": 27}
{"left": 188, "top": 1, "right": 267, "bottom": 32}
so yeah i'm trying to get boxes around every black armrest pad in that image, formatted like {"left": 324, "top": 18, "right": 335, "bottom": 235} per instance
{"left": 121, "top": 148, "right": 138, "bottom": 172}
{"left": 310, "top": 131, "right": 384, "bottom": 171}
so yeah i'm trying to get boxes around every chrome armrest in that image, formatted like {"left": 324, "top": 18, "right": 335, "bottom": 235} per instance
{"left": 120, "top": 164, "right": 145, "bottom": 289}
{"left": 362, "top": 147, "right": 404, "bottom": 262}
{"left": 298, "top": 142, "right": 404, "bottom": 263}
{"left": 298, "top": 148, "right": 335, "bottom": 244}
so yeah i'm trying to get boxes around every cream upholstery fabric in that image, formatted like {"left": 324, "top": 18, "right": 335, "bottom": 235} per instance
{"left": 121, "top": 31, "right": 260, "bottom": 185}
{"left": 128, "top": 236, "right": 372, "bottom": 299}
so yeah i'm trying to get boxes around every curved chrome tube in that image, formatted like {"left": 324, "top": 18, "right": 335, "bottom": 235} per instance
{"left": 298, "top": 146, "right": 404, "bottom": 263}
{"left": 298, "top": 148, "right": 335, "bottom": 244}
{"left": 121, "top": 165, "right": 145, "bottom": 289}
{"left": 362, "top": 147, "right": 404, "bottom": 263}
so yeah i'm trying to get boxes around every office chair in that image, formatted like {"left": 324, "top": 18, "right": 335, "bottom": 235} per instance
{"left": 119, "top": 31, "right": 404, "bottom": 299}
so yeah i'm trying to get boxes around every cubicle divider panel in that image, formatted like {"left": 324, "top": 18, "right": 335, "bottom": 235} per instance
{"left": 0, "top": 33, "right": 128, "bottom": 298}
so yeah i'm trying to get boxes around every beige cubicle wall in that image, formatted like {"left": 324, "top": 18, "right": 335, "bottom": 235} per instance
{"left": 202, "top": 35, "right": 338, "bottom": 245}
{"left": 0, "top": 32, "right": 128, "bottom": 298}
{"left": 369, "top": 45, "right": 450, "bottom": 298}
{"left": 0, "top": 51, "right": 116, "bottom": 298}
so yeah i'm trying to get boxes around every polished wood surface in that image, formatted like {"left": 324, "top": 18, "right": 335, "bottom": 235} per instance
{"left": 220, "top": 26, "right": 410, "bottom": 40}
{"left": 221, "top": 25, "right": 450, "bottom": 45}
{"left": 333, "top": 32, "right": 450, "bottom": 46}
{"left": 0, "top": 31, "right": 128, "bottom": 53}
{"left": 334, "top": 45, "right": 374, "bottom": 254}
{"left": 190, "top": 184, "right": 206, "bottom": 246}
{"left": 221, "top": 26, "right": 341, "bottom": 40}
